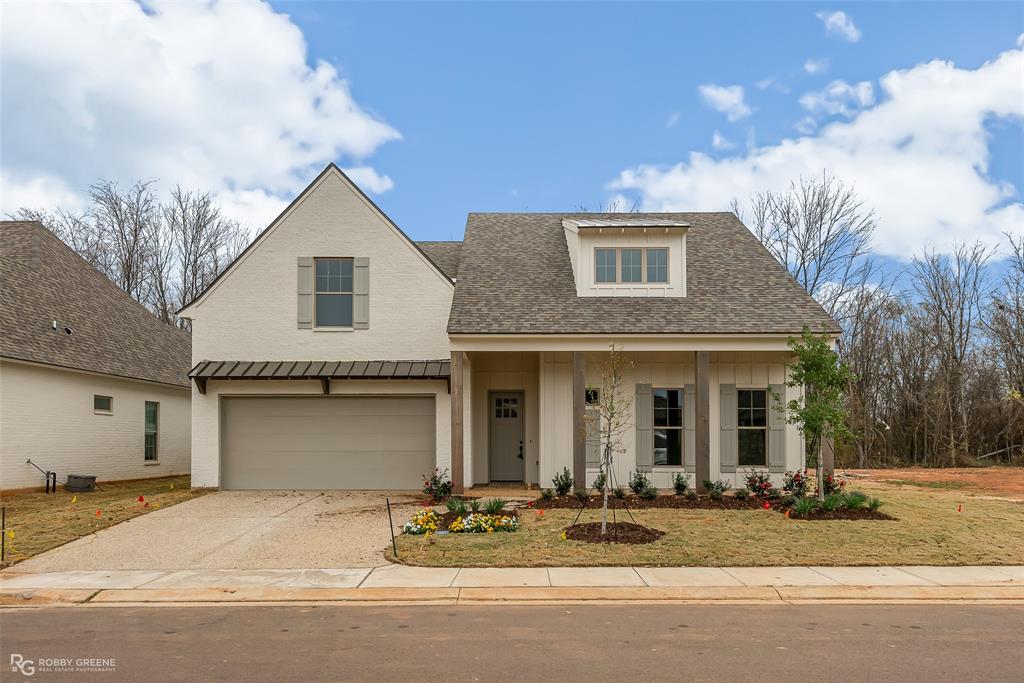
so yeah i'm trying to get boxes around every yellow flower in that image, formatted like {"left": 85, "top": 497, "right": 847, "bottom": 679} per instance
{"left": 560, "top": 531, "right": 567, "bottom": 540}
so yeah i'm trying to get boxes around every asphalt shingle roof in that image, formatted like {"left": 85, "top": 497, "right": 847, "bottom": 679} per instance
{"left": 447, "top": 212, "right": 840, "bottom": 335}
{"left": 416, "top": 241, "right": 461, "bottom": 279}
{"left": 0, "top": 221, "right": 192, "bottom": 387}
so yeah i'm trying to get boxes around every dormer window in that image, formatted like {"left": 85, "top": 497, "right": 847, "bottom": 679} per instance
{"left": 593, "top": 247, "right": 669, "bottom": 285}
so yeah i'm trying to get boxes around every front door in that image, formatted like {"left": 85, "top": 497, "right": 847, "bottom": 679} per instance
{"left": 489, "top": 391, "right": 525, "bottom": 482}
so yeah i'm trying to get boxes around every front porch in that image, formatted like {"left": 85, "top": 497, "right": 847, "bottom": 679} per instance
{"left": 449, "top": 348, "right": 805, "bottom": 494}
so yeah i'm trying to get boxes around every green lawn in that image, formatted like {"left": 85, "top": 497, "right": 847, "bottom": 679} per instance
{"left": 393, "top": 482, "right": 1024, "bottom": 567}
{"left": 0, "top": 476, "right": 206, "bottom": 567}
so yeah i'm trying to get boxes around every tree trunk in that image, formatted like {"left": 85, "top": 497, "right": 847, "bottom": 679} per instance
{"left": 601, "top": 445, "right": 611, "bottom": 534}
{"left": 816, "top": 437, "right": 825, "bottom": 501}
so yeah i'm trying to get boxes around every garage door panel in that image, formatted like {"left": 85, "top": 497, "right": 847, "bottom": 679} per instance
{"left": 221, "top": 396, "right": 436, "bottom": 490}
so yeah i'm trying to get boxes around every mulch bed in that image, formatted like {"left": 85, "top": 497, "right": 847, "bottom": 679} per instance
{"left": 534, "top": 494, "right": 765, "bottom": 510}
{"left": 787, "top": 508, "right": 896, "bottom": 521}
{"left": 564, "top": 522, "right": 665, "bottom": 544}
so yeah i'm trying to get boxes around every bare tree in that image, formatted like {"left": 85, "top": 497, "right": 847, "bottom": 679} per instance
{"left": 90, "top": 179, "right": 160, "bottom": 302}
{"left": 731, "top": 173, "right": 877, "bottom": 319}
{"left": 912, "top": 243, "right": 992, "bottom": 465}
{"left": 13, "top": 180, "right": 251, "bottom": 330}
{"left": 161, "top": 186, "right": 248, "bottom": 328}
{"left": 586, "top": 346, "right": 634, "bottom": 534}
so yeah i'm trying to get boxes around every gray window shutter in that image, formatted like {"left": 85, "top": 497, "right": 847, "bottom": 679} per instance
{"left": 353, "top": 257, "right": 369, "bottom": 329}
{"left": 635, "top": 383, "right": 653, "bottom": 473}
{"left": 684, "top": 383, "right": 696, "bottom": 472}
{"left": 768, "top": 383, "right": 787, "bottom": 472}
{"left": 297, "top": 257, "right": 313, "bottom": 329}
{"left": 720, "top": 383, "right": 738, "bottom": 473}
{"left": 585, "top": 410, "right": 601, "bottom": 468}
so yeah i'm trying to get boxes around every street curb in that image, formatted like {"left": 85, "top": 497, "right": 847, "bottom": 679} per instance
{"left": 3, "top": 585, "right": 1024, "bottom": 607}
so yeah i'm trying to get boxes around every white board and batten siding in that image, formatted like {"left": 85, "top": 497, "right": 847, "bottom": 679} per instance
{"left": 538, "top": 351, "right": 803, "bottom": 490}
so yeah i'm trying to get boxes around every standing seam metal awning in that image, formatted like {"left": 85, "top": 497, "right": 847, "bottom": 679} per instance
{"left": 188, "top": 359, "right": 451, "bottom": 394}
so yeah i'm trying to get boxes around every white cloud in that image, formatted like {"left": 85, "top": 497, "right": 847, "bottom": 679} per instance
{"left": 804, "top": 58, "right": 831, "bottom": 74}
{"left": 698, "top": 84, "right": 752, "bottom": 122}
{"left": 817, "top": 10, "right": 862, "bottom": 43}
{"left": 711, "top": 130, "right": 734, "bottom": 150}
{"left": 794, "top": 116, "right": 818, "bottom": 135}
{"left": 799, "top": 80, "right": 875, "bottom": 117}
{"left": 609, "top": 43, "right": 1024, "bottom": 259}
{"left": 666, "top": 111, "right": 681, "bottom": 128}
{"left": 0, "top": 1, "right": 400, "bottom": 228}
{"left": 755, "top": 77, "right": 776, "bottom": 90}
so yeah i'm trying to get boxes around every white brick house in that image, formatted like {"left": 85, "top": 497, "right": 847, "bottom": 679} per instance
{"left": 181, "top": 164, "right": 839, "bottom": 492}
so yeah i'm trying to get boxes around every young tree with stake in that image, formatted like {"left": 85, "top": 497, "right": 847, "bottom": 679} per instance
{"left": 586, "top": 345, "right": 634, "bottom": 534}
{"left": 784, "top": 327, "right": 854, "bottom": 501}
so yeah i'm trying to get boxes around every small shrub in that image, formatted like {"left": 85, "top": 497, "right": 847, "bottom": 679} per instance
{"left": 821, "top": 493, "right": 844, "bottom": 512}
{"left": 791, "top": 497, "right": 819, "bottom": 516}
{"left": 821, "top": 473, "right": 846, "bottom": 496}
{"left": 612, "top": 486, "right": 626, "bottom": 500}
{"left": 422, "top": 467, "right": 453, "bottom": 502}
{"left": 592, "top": 470, "right": 607, "bottom": 492}
{"left": 483, "top": 498, "right": 506, "bottom": 514}
{"left": 468, "top": 498, "right": 481, "bottom": 512}
{"left": 867, "top": 497, "right": 885, "bottom": 512}
{"left": 539, "top": 488, "right": 555, "bottom": 502}
{"left": 573, "top": 490, "right": 590, "bottom": 504}
{"left": 629, "top": 470, "right": 651, "bottom": 495}
{"left": 767, "top": 488, "right": 783, "bottom": 500}
{"left": 552, "top": 467, "right": 574, "bottom": 496}
{"left": 445, "top": 497, "right": 468, "bottom": 515}
{"left": 743, "top": 470, "right": 773, "bottom": 498}
{"left": 734, "top": 487, "right": 751, "bottom": 500}
{"left": 783, "top": 469, "right": 810, "bottom": 498}
{"left": 843, "top": 491, "right": 869, "bottom": 510}
{"left": 639, "top": 486, "right": 659, "bottom": 500}
{"left": 672, "top": 473, "right": 691, "bottom": 496}
{"left": 684, "top": 489, "right": 698, "bottom": 501}
{"left": 703, "top": 479, "right": 731, "bottom": 501}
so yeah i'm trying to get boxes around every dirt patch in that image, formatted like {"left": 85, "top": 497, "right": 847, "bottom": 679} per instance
{"left": 564, "top": 522, "right": 665, "bottom": 544}
{"left": 535, "top": 494, "right": 765, "bottom": 510}
{"left": 787, "top": 508, "right": 896, "bottom": 521}
{"left": 845, "top": 467, "right": 1024, "bottom": 501}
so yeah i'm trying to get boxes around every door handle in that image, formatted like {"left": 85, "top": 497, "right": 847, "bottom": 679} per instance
{"left": 518, "top": 441, "right": 524, "bottom": 459}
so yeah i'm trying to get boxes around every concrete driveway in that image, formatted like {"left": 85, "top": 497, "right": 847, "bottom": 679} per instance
{"left": 8, "top": 491, "right": 424, "bottom": 572}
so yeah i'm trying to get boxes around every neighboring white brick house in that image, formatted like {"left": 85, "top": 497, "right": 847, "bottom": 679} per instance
{"left": 0, "top": 221, "right": 192, "bottom": 490}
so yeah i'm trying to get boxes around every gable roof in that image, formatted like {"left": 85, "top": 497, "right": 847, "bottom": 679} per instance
{"left": 0, "top": 221, "right": 192, "bottom": 387}
{"left": 416, "top": 241, "right": 461, "bottom": 279}
{"left": 178, "top": 163, "right": 453, "bottom": 315}
{"left": 448, "top": 212, "right": 840, "bottom": 335}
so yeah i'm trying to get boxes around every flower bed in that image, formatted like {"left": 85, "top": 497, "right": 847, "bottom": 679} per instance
{"left": 404, "top": 509, "right": 520, "bottom": 535}
{"left": 447, "top": 513, "right": 519, "bottom": 533}
{"left": 403, "top": 509, "right": 441, "bottom": 535}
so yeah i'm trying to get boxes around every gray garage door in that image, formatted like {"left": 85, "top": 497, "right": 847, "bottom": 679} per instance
{"left": 221, "top": 396, "right": 435, "bottom": 490}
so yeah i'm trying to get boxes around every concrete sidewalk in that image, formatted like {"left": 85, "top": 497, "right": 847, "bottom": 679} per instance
{"left": 1, "top": 565, "right": 1022, "bottom": 606}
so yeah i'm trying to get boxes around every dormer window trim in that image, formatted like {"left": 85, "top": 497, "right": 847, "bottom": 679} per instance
{"left": 593, "top": 246, "right": 669, "bottom": 285}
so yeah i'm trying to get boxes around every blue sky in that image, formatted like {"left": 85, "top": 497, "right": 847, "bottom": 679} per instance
{"left": 284, "top": 1, "right": 1023, "bottom": 242}
{"left": 2, "top": 1, "right": 1022, "bottom": 265}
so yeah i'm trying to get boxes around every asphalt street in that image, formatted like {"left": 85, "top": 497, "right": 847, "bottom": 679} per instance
{"left": 2, "top": 604, "right": 1023, "bottom": 682}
